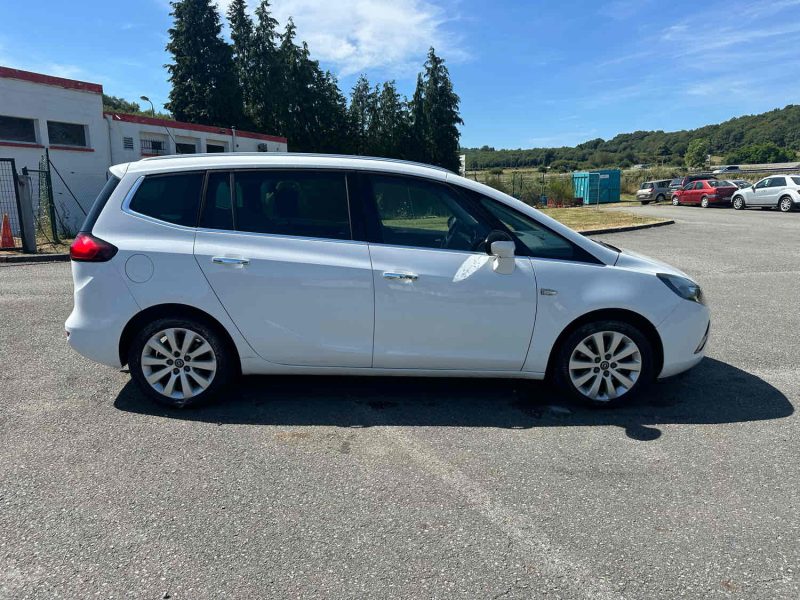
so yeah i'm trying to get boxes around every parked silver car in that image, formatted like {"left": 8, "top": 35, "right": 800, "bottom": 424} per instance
{"left": 731, "top": 174, "right": 800, "bottom": 212}
{"left": 636, "top": 179, "right": 672, "bottom": 204}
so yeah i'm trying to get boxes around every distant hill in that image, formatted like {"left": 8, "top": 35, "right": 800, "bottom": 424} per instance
{"left": 464, "top": 104, "right": 800, "bottom": 171}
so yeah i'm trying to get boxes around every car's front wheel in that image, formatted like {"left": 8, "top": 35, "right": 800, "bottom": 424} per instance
{"left": 672, "top": 196, "right": 680, "bottom": 206}
{"left": 128, "top": 317, "right": 234, "bottom": 408}
{"left": 553, "top": 320, "right": 654, "bottom": 407}
{"left": 732, "top": 196, "right": 745, "bottom": 210}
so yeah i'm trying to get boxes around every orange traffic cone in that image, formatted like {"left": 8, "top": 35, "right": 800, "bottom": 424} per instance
{"left": 0, "top": 213, "right": 14, "bottom": 249}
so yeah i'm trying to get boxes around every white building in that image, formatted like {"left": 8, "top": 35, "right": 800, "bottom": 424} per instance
{"left": 0, "top": 66, "right": 288, "bottom": 233}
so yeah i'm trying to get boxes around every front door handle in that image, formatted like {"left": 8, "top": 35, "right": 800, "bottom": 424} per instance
{"left": 212, "top": 256, "right": 250, "bottom": 266}
{"left": 383, "top": 271, "right": 418, "bottom": 281}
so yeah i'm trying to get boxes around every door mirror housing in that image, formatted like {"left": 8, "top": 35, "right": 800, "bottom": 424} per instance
{"left": 490, "top": 240, "right": 515, "bottom": 258}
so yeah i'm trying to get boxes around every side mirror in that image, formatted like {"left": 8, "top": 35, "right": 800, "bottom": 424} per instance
{"left": 490, "top": 241, "right": 515, "bottom": 258}
{"left": 484, "top": 232, "right": 515, "bottom": 274}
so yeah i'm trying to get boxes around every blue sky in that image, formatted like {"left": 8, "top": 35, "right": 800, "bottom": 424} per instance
{"left": 2, "top": 0, "right": 799, "bottom": 149}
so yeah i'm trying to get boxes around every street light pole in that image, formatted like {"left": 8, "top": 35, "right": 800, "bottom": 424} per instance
{"left": 139, "top": 95, "right": 155, "bottom": 117}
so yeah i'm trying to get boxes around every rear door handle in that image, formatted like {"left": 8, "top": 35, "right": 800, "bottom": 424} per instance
{"left": 212, "top": 256, "right": 250, "bottom": 266}
{"left": 383, "top": 271, "right": 418, "bottom": 281}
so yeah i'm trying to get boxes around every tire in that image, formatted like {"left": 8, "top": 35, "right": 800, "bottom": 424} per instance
{"left": 656, "top": 194, "right": 665, "bottom": 203}
{"left": 701, "top": 196, "right": 709, "bottom": 208}
{"left": 672, "top": 196, "right": 680, "bottom": 206}
{"left": 128, "top": 317, "right": 234, "bottom": 408}
{"left": 732, "top": 196, "right": 745, "bottom": 210}
{"left": 641, "top": 200, "right": 650, "bottom": 205}
{"left": 553, "top": 320, "right": 654, "bottom": 408}
{"left": 779, "top": 196, "right": 794, "bottom": 213}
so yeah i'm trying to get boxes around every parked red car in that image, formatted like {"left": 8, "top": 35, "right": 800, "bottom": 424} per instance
{"left": 671, "top": 179, "right": 737, "bottom": 207}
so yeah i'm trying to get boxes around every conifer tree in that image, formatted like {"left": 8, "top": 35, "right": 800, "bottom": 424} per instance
{"left": 227, "top": 0, "right": 255, "bottom": 128}
{"left": 165, "top": 0, "right": 243, "bottom": 127}
{"left": 421, "top": 47, "right": 463, "bottom": 171}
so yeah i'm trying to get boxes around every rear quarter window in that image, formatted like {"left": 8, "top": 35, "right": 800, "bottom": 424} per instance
{"left": 80, "top": 175, "right": 120, "bottom": 233}
{"left": 128, "top": 172, "right": 204, "bottom": 227}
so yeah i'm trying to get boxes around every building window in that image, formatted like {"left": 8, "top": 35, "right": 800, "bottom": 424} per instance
{"left": 206, "top": 143, "right": 226, "bottom": 153}
{"left": 47, "top": 121, "right": 87, "bottom": 147}
{"left": 123, "top": 136, "right": 134, "bottom": 150}
{"left": 176, "top": 142, "right": 196, "bottom": 154}
{"left": 0, "top": 115, "right": 37, "bottom": 144}
{"left": 141, "top": 138, "right": 167, "bottom": 156}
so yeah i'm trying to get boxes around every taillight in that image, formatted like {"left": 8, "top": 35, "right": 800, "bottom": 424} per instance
{"left": 70, "top": 232, "right": 118, "bottom": 262}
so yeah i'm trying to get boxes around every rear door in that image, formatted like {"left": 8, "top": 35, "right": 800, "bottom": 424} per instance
{"left": 361, "top": 173, "right": 538, "bottom": 371}
{"left": 766, "top": 176, "right": 787, "bottom": 206}
{"left": 194, "top": 169, "right": 374, "bottom": 367}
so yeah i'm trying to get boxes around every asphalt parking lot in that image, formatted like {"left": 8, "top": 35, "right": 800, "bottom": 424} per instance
{"left": 1, "top": 205, "right": 798, "bottom": 599}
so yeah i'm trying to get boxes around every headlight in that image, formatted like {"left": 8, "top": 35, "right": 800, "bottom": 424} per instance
{"left": 657, "top": 273, "right": 705, "bottom": 305}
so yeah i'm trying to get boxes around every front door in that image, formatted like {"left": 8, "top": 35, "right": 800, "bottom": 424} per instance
{"left": 363, "top": 174, "right": 538, "bottom": 371}
{"left": 194, "top": 170, "right": 374, "bottom": 367}
{"left": 751, "top": 178, "right": 772, "bottom": 206}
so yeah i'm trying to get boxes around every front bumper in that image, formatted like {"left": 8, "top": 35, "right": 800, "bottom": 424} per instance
{"left": 656, "top": 300, "right": 710, "bottom": 379}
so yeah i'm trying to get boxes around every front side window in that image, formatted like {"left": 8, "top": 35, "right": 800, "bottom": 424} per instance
{"left": 232, "top": 170, "right": 351, "bottom": 240}
{"left": 0, "top": 115, "right": 37, "bottom": 143}
{"left": 47, "top": 121, "right": 87, "bottom": 147}
{"left": 755, "top": 179, "right": 770, "bottom": 189}
{"left": 129, "top": 172, "right": 204, "bottom": 226}
{"left": 370, "top": 175, "right": 489, "bottom": 251}
{"left": 478, "top": 196, "right": 582, "bottom": 261}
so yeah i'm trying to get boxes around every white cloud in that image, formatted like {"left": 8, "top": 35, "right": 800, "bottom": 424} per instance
{"left": 216, "top": 0, "right": 466, "bottom": 77}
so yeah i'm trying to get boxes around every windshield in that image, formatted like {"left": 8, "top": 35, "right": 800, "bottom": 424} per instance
{"left": 670, "top": 179, "right": 681, "bottom": 186}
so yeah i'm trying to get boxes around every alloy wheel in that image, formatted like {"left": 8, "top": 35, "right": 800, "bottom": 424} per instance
{"left": 780, "top": 197, "right": 792, "bottom": 212}
{"left": 672, "top": 196, "right": 679, "bottom": 206}
{"left": 733, "top": 197, "right": 744, "bottom": 210}
{"left": 140, "top": 327, "right": 217, "bottom": 400}
{"left": 568, "top": 331, "right": 642, "bottom": 402}
{"left": 701, "top": 196, "right": 709, "bottom": 208}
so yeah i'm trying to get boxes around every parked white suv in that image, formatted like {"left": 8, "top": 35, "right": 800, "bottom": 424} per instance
{"left": 66, "top": 154, "right": 710, "bottom": 408}
{"left": 731, "top": 174, "right": 800, "bottom": 212}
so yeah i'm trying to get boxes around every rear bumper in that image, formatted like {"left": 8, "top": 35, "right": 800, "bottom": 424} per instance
{"left": 656, "top": 300, "right": 710, "bottom": 379}
{"left": 64, "top": 261, "right": 140, "bottom": 368}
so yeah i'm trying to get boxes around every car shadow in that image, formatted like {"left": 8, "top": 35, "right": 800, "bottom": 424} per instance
{"left": 113, "top": 358, "right": 793, "bottom": 442}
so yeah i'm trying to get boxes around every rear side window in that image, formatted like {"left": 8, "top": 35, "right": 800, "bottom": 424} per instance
{"left": 129, "top": 172, "right": 204, "bottom": 227}
{"left": 200, "top": 171, "right": 233, "bottom": 230}
{"left": 232, "top": 170, "right": 351, "bottom": 240}
{"left": 769, "top": 177, "right": 786, "bottom": 187}
{"left": 792, "top": 177, "right": 800, "bottom": 185}
{"left": 80, "top": 175, "right": 120, "bottom": 233}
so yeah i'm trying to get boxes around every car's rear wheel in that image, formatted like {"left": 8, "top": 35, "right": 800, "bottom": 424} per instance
{"left": 554, "top": 320, "right": 654, "bottom": 408}
{"left": 641, "top": 200, "right": 650, "bottom": 205}
{"left": 672, "top": 196, "right": 680, "bottom": 206}
{"left": 128, "top": 317, "right": 233, "bottom": 408}
{"left": 701, "top": 196, "right": 709, "bottom": 208}
{"left": 656, "top": 194, "right": 665, "bottom": 203}
{"left": 779, "top": 196, "right": 793, "bottom": 212}
{"left": 732, "top": 196, "right": 745, "bottom": 210}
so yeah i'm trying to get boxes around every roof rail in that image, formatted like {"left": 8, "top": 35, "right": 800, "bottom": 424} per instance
{"left": 139, "top": 152, "right": 454, "bottom": 173}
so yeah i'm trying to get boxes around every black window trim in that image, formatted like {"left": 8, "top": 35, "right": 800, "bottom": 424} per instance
{"left": 196, "top": 167, "right": 358, "bottom": 243}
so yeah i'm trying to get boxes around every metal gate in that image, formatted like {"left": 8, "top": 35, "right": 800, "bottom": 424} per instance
{"left": 0, "top": 158, "right": 24, "bottom": 248}
{"left": 22, "top": 154, "right": 61, "bottom": 245}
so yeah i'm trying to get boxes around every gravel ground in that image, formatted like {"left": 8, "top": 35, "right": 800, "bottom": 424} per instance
{"left": 0, "top": 204, "right": 797, "bottom": 599}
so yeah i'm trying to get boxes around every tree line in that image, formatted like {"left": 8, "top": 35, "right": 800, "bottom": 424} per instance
{"left": 162, "top": 0, "right": 463, "bottom": 172}
{"left": 465, "top": 104, "right": 800, "bottom": 171}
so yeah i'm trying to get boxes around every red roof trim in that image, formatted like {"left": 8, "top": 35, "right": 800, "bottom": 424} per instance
{"left": 0, "top": 66, "right": 102, "bottom": 94}
{"left": 104, "top": 112, "right": 287, "bottom": 144}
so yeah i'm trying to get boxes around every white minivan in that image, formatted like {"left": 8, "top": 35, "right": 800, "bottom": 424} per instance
{"left": 66, "top": 154, "right": 709, "bottom": 408}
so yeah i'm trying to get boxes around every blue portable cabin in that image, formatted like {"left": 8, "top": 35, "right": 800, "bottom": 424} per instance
{"left": 572, "top": 169, "right": 621, "bottom": 205}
